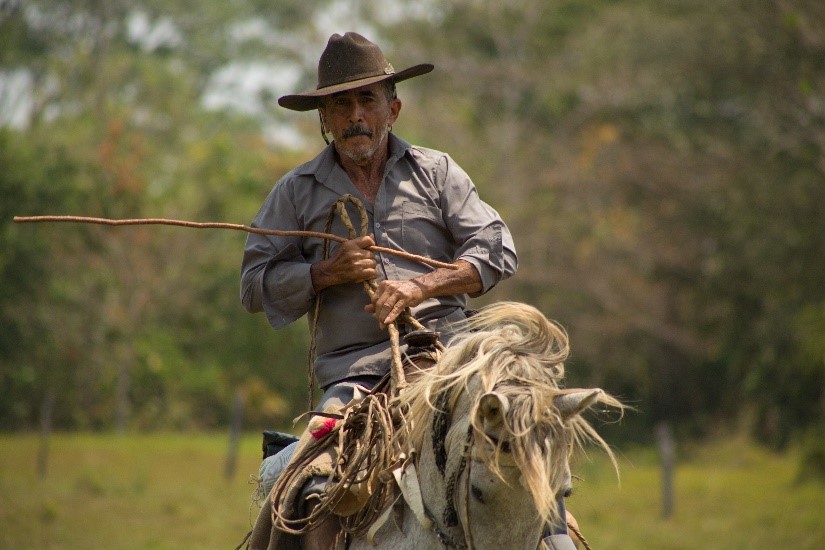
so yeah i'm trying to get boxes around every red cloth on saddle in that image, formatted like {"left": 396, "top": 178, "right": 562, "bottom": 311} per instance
{"left": 310, "top": 418, "right": 338, "bottom": 440}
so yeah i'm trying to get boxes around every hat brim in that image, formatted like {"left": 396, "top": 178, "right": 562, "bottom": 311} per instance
{"left": 278, "top": 63, "right": 434, "bottom": 112}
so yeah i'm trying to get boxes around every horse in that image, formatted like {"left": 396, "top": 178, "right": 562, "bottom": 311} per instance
{"left": 247, "top": 301, "right": 621, "bottom": 550}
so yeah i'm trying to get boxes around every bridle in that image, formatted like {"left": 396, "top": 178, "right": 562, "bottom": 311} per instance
{"left": 423, "top": 387, "right": 585, "bottom": 550}
{"left": 425, "top": 388, "right": 483, "bottom": 550}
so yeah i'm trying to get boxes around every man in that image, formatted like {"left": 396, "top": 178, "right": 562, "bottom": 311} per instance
{"left": 241, "top": 31, "right": 516, "bottom": 426}
{"left": 240, "top": 31, "right": 517, "bottom": 548}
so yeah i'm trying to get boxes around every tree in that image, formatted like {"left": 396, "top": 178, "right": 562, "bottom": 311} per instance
{"left": 0, "top": 0, "right": 331, "bottom": 430}
{"left": 364, "top": 0, "right": 825, "bottom": 443}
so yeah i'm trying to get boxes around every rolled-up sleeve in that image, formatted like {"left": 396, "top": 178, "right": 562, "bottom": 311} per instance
{"left": 438, "top": 154, "right": 518, "bottom": 295}
{"left": 240, "top": 179, "right": 316, "bottom": 328}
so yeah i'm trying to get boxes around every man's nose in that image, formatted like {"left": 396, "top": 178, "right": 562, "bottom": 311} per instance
{"left": 347, "top": 101, "right": 365, "bottom": 122}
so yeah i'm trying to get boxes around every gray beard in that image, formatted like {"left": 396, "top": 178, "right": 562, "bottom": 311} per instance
{"left": 342, "top": 124, "right": 390, "bottom": 164}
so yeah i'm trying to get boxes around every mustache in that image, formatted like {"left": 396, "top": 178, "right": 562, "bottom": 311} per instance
{"left": 342, "top": 125, "right": 373, "bottom": 139}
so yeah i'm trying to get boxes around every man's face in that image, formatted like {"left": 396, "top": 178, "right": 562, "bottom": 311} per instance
{"left": 319, "top": 82, "right": 401, "bottom": 165}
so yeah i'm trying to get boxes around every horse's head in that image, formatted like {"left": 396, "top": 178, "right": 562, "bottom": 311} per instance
{"left": 396, "top": 302, "right": 622, "bottom": 549}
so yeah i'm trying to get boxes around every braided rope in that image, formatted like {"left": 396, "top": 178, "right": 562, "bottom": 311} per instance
{"left": 268, "top": 382, "right": 405, "bottom": 537}
{"left": 333, "top": 390, "right": 400, "bottom": 534}
{"left": 268, "top": 428, "right": 340, "bottom": 534}
{"left": 566, "top": 521, "right": 593, "bottom": 550}
{"left": 271, "top": 195, "right": 435, "bottom": 537}
{"left": 305, "top": 194, "right": 419, "bottom": 408}
{"left": 329, "top": 195, "right": 435, "bottom": 393}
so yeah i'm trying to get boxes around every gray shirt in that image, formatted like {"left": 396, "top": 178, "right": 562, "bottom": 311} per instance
{"left": 241, "top": 134, "right": 517, "bottom": 388}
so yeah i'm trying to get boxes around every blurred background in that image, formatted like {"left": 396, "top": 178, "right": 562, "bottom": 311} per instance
{"left": 1, "top": 0, "right": 823, "bottom": 547}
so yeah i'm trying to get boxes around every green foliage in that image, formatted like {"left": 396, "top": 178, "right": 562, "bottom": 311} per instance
{"left": 0, "top": 130, "right": 79, "bottom": 428}
{"left": 372, "top": 0, "right": 825, "bottom": 445}
{"left": 0, "top": 0, "right": 318, "bottom": 431}
{"left": 0, "top": 0, "right": 822, "bottom": 443}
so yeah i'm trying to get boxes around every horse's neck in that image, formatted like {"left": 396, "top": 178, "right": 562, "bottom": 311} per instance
{"left": 345, "top": 442, "right": 453, "bottom": 550}
{"left": 417, "top": 430, "right": 465, "bottom": 544}
{"left": 416, "top": 413, "right": 546, "bottom": 550}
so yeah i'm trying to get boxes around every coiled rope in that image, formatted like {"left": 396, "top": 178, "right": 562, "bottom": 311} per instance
{"left": 305, "top": 194, "right": 432, "bottom": 407}
{"left": 271, "top": 194, "right": 439, "bottom": 538}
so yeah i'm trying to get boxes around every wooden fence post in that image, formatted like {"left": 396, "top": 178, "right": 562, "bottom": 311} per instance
{"left": 655, "top": 421, "right": 675, "bottom": 519}
{"left": 224, "top": 388, "right": 245, "bottom": 480}
{"left": 37, "top": 388, "right": 56, "bottom": 478}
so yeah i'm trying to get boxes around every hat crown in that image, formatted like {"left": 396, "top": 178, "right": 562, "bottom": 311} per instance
{"left": 277, "top": 32, "right": 432, "bottom": 111}
{"left": 317, "top": 32, "right": 394, "bottom": 90}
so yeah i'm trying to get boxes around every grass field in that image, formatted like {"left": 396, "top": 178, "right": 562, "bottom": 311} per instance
{"left": 1, "top": 432, "right": 823, "bottom": 549}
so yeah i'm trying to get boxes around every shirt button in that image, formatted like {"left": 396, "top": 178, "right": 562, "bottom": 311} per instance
{"left": 383, "top": 258, "right": 390, "bottom": 266}
{"left": 375, "top": 222, "right": 381, "bottom": 228}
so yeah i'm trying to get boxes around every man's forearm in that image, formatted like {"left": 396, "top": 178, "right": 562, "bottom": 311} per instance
{"left": 411, "top": 259, "right": 481, "bottom": 301}
{"left": 310, "top": 259, "right": 337, "bottom": 293}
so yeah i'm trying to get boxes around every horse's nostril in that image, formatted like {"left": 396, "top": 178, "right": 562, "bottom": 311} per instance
{"left": 471, "top": 485, "right": 485, "bottom": 503}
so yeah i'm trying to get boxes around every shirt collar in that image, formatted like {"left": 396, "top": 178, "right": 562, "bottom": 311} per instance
{"left": 386, "top": 132, "right": 412, "bottom": 167}
{"left": 295, "top": 141, "right": 337, "bottom": 182}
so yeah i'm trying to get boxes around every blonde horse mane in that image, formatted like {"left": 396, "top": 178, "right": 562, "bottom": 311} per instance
{"left": 395, "top": 301, "right": 623, "bottom": 526}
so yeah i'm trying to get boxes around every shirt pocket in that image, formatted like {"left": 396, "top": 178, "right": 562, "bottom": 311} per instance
{"left": 400, "top": 201, "right": 452, "bottom": 261}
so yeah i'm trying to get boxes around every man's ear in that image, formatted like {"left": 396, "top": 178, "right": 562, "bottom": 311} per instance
{"left": 389, "top": 98, "right": 401, "bottom": 125}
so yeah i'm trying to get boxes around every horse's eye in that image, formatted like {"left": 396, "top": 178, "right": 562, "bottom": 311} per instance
{"left": 563, "top": 487, "right": 573, "bottom": 498}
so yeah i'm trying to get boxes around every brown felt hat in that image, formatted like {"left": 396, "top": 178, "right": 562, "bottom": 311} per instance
{"left": 278, "top": 32, "right": 433, "bottom": 112}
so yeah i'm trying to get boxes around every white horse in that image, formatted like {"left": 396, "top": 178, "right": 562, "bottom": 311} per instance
{"left": 248, "top": 302, "right": 621, "bottom": 550}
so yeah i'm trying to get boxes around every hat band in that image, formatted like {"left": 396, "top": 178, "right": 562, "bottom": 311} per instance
{"left": 318, "top": 64, "right": 395, "bottom": 91}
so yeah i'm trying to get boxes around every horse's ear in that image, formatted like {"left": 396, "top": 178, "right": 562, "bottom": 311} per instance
{"left": 555, "top": 389, "right": 604, "bottom": 421}
{"left": 477, "top": 391, "right": 510, "bottom": 429}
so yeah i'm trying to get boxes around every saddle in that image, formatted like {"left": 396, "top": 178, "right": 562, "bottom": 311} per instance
{"left": 245, "top": 332, "right": 440, "bottom": 550}
{"left": 286, "top": 334, "right": 439, "bottom": 516}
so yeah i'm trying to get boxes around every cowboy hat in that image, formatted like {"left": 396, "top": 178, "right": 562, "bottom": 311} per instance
{"left": 278, "top": 32, "right": 433, "bottom": 112}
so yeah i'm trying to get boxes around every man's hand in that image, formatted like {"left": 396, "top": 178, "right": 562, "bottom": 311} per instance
{"left": 310, "top": 235, "right": 377, "bottom": 292}
{"left": 365, "top": 260, "right": 482, "bottom": 329}
{"left": 365, "top": 279, "right": 427, "bottom": 329}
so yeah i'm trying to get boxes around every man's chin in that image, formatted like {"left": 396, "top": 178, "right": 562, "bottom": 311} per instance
{"left": 337, "top": 129, "right": 387, "bottom": 164}
{"left": 339, "top": 142, "right": 377, "bottom": 163}
{"left": 345, "top": 150, "right": 375, "bottom": 164}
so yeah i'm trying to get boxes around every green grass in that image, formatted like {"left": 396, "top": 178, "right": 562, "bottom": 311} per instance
{"left": 569, "top": 438, "right": 825, "bottom": 548}
{"left": 0, "top": 432, "right": 265, "bottom": 549}
{"left": 1, "top": 433, "right": 823, "bottom": 548}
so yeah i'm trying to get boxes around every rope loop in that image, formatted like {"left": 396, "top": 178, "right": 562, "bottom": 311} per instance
{"left": 308, "top": 195, "right": 422, "bottom": 408}
{"left": 273, "top": 194, "right": 445, "bottom": 538}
